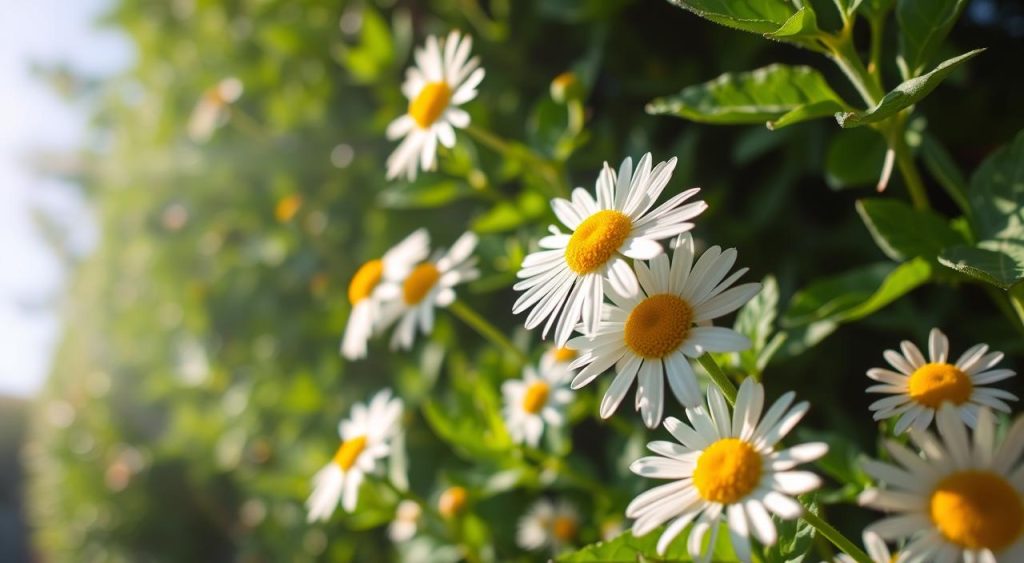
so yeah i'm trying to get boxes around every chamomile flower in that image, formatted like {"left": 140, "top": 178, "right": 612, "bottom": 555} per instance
{"left": 187, "top": 77, "right": 243, "bottom": 142}
{"left": 568, "top": 233, "right": 760, "bottom": 427}
{"left": 513, "top": 153, "right": 707, "bottom": 346}
{"left": 627, "top": 378, "right": 827, "bottom": 561}
{"left": 502, "top": 364, "right": 573, "bottom": 447}
{"left": 378, "top": 232, "right": 479, "bottom": 351}
{"left": 388, "top": 500, "right": 422, "bottom": 542}
{"left": 866, "top": 328, "right": 1017, "bottom": 434}
{"left": 541, "top": 345, "right": 579, "bottom": 383}
{"left": 517, "top": 499, "right": 580, "bottom": 553}
{"left": 835, "top": 532, "right": 896, "bottom": 563}
{"left": 306, "top": 389, "right": 403, "bottom": 521}
{"left": 341, "top": 229, "right": 430, "bottom": 360}
{"left": 386, "top": 30, "right": 484, "bottom": 181}
{"left": 860, "top": 404, "right": 1024, "bottom": 561}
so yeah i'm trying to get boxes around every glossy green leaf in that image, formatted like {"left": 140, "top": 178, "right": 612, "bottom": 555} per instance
{"left": 824, "top": 128, "right": 888, "bottom": 189}
{"left": 766, "top": 6, "right": 820, "bottom": 40}
{"left": 856, "top": 198, "right": 965, "bottom": 261}
{"left": 835, "top": 49, "right": 984, "bottom": 128}
{"left": 558, "top": 523, "right": 739, "bottom": 562}
{"left": 897, "top": 0, "right": 969, "bottom": 78}
{"left": 648, "top": 65, "right": 847, "bottom": 125}
{"left": 664, "top": 0, "right": 795, "bottom": 35}
{"left": 938, "top": 129, "right": 1024, "bottom": 288}
{"left": 783, "top": 259, "right": 931, "bottom": 326}
{"left": 940, "top": 244, "right": 1024, "bottom": 289}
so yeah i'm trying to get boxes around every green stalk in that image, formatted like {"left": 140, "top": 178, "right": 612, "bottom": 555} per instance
{"left": 463, "top": 125, "right": 566, "bottom": 198}
{"left": 696, "top": 353, "right": 737, "bottom": 405}
{"left": 801, "top": 509, "right": 872, "bottom": 563}
{"left": 891, "top": 129, "right": 931, "bottom": 210}
{"left": 448, "top": 299, "right": 528, "bottom": 366}
{"left": 1010, "top": 284, "right": 1024, "bottom": 332}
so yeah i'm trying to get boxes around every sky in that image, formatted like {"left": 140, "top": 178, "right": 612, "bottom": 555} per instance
{"left": 0, "top": 0, "right": 132, "bottom": 396}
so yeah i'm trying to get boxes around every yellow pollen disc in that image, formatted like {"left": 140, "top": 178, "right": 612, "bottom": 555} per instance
{"left": 333, "top": 435, "right": 367, "bottom": 471}
{"left": 348, "top": 260, "right": 384, "bottom": 304}
{"left": 929, "top": 470, "right": 1024, "bottom": 551}
{"left": 564, "top": 210, "right": 632, "bottom": 274}
{"left": 624, "top": 294, "right": 694, "bottom": 359}
{"left": 438, "top": 486, "right": 468, "bottom": 519}
{"left": 402, "top": 263, "right": 440, "bottom": 305}
{"left": 552, "top": 515, "right": 577, "bottom": 542}
{"left": 522, "top": 381, "right": 550, "bottom": 414}
{"left": 693, "top": 438, "right": 762, "bottom": 504}
{"left": 408, "top": 81, "right": 452, "bottom": 128}
{"left": 908, "top": 362, "right": 973, "bottom": 408}
{"left": 553, "top": 346, "right": 577, "bottom": 363}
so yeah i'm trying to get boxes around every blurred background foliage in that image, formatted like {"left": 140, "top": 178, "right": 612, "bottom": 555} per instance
{"left": 20, "top": 0, "right": 1024, "bottom": 561}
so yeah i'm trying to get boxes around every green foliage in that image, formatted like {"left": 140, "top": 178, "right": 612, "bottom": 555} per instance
{"left": 558, "top": 524, "right": 738, "bottom": 562}
{"left": 856, "top": 198, "right": 965, "bottom": 261}
{"left": 664, "top": 0, "right": 796, "bottom": 35}
{"left": 647, "top": 65, "right": 848, "bottom": 127}
{"left": 896, "top": 0, "right": 969, "bottom": 78}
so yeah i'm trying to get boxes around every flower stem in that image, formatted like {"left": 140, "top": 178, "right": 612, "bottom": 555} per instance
{"left": 448, "top": 299, "right": 528, "bottom": 366}
{"left": 800, "top": 508, "right": 872, "bottom": 563}
{"left": 889, "top": 123, "right": 931, "bottom": 210}
{"left": 1010, "top": 285, "right": 1024, "bottom": 332}
{"left": 463, "top": 125, "right": 566, "bottom": 198}
{"left": 697, "top": 353, "right": 737, "bottom": 406}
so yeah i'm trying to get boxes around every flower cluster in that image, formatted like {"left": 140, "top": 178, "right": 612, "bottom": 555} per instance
{"left": 300, "top": 26, "right": 1022, "bottom": 563}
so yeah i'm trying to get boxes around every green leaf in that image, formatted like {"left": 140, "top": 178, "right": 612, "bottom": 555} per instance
{"left": 940, "top": 244, "right": 1024, "bottom": 290}
{"left": 768, "top": 100, "right": 847, "bottom": 130}
{"left": 783, "top": 259, "right": 931, "bottom": 326}
{"left": 664, "top": 0, "right": 795, "bottom": 35}
{"left": 896, "top": 0, "right": 969, "bottom": 78}
{"left": 471, "top": 191, "right": 547, "bottom": 233}
{"left": 824, "top": 128, "right": 888, "bottom": 189}
{"left": 733, "top": 276, "right": 783, "bottom": 375}
{"left": 938, "top": 129, "right": 1024, "bottom": 289}
{"left": 856, "top": 198, "right": 966, "bottom": 261}
{"left": 919, "top": 131, "right": 971, "bottom": 214}
{"left": 558, "top": 523, "right": 739, "bottom": 562}
{"left": 648, "top": 65, "right": 847, "bottom": 126}
{"left": 835, "top": 49, "right": 984, "bottom": 128}
{"left": 766, "top": 6, "right": 820, "bottom": 40}
{"left": 378, "top": 180, "right": 475, "bottom": 209}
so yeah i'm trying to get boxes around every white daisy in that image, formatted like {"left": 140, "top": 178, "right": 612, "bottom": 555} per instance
{"left": 306, "top": 389, "right": 403, "bottom": 521}
{"left": 540, "top": 345, "right": 580, "bottom": 383}
{"left": 377, "top": 232, "right": 479, "bottom": 351}
{"left": 388, "top": 500, "right": 422, "bottom": 542}
{"left": 835, "top": 531, "right": 897, "bottom": 563}
{"left": 341, "top": 229, "right": 430, "bottom": 360}
{"left": 568, "top": 233, "right": 760, "bottom": 428}
{"left": 860, "top": 404, "right": 1024, "bottom": 561}
{"left": 513, "top": 153, "right": 707, "bottom": 347}
{"left": 501, "top": 364, "right": 573, "bottom": 447}
{"left": 627, "top": 378, "right": 827, "bottom": 562}
{"left": 517, "top": 499, "right": 580, "bottom": 553}
{"left": 386, "top": 30, "right": 484, "bottom": 181}
{"left": 187, "top": 77, "right": 243, "bottom": 142}
{"left": 866, "top": 327, "right": 1017, "bottom": 434}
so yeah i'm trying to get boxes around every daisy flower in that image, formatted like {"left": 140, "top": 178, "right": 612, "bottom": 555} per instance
{"left": 540, "top": 345, "right": 579, "bottom": 383}
{"left": 341, "top": 229, "right": 430, "bottom": 360}
{"left": 513, "top": 153, "right": 707, "bottom": 346}
{"left": 627, "top": 378, "right": 827, "bottom": 561}
{"left": 517, "top": 499, "right": 580, "bottom": 553}
{"left": 187, "top": 77, "right": 243, "bottom": 142}
{"left": 386, "top": 30, "right": 484, "bottom": 181}
{"left": 866, "top": 327, "right": 1017, "bottom": 434}
{"left": 388, "top": 500, "right": 422, "bottom": 542}
{"left": 860, "top": 404, "right": 1024, "bottom": 561}
{"left": 306, "top": 389, "right": 403, "bottom": 521}
{"left": 377, "top": 232, "right": 479, "bottom": 351}
{"left": 568, "top": 233, "right": 760, "bottom": 427}
{"left": 501, "top": 364, "right": 573, "bottom": 447}
{"left": 835, "top": 532, "right": 896, "bottom": 563}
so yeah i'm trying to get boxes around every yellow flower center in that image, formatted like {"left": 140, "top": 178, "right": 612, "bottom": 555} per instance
{"left": 274, "top": 194, "right": 302, "bottom": 223}
{"left": 552, "top": 515, "right": 577, "bottom": 542}
{"left": 552, "top": 347, "right": 577, "bottom": 362}
{"left": 348, "top": 260, "right": 384, "bottom": 304}
{"left": 693, "top": 439, "right": 762, "bottom": 504}
{"left": 408, "top": 81, "right": 452, "bottom": 128}
{"left": 402, "top": 263, "right": 440, "bottom": 305}
{"left": 623, "top": 294, "right": 694, "bottom": 359}
{"left": 908, "top": 362, "right": 973, "bottom": 408}
{"left": 929, "top": 470, "right": 1024, "bottom": 551}
{"left": 522, "top": 381, "right": 550, "bottom": 414}
{"left": 564, "top": 210, "right": 632, "bottom": 274}
{"left": 332, "top": 435, "right": 367, "bottom": 471}
{"left": 438, "top": 486, "right": 468, "bottom": 519}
